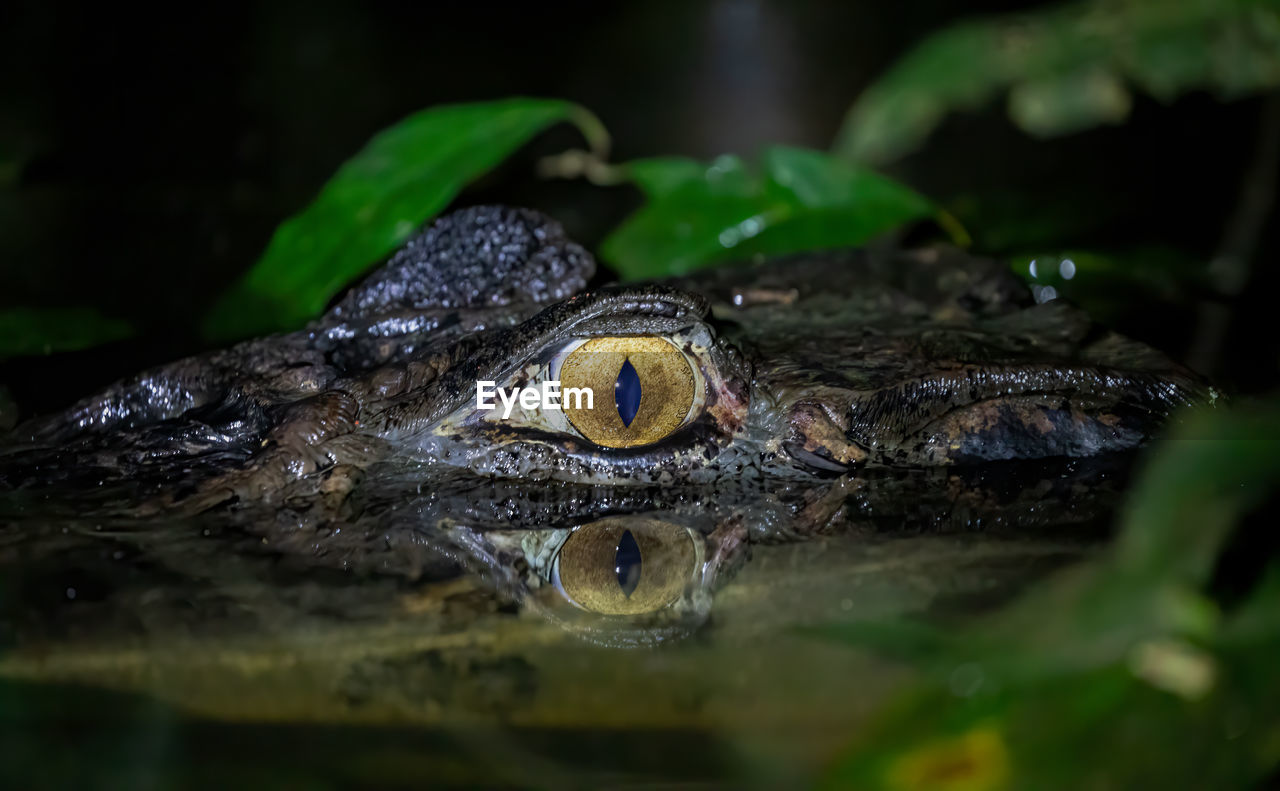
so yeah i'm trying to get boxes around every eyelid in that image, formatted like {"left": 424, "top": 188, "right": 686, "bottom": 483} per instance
{"left": 550, "top": 336, "right": 705, "bottom": 391}
{"left": 548, "top": 337, "right": 588, "bottom": 381}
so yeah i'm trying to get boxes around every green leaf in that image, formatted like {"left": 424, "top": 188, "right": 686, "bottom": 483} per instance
{"left": 600, "top": 146, "right": 939, "bottom": 280}
{"left": 830, "top": 405, "right": 1274, "bottom": 676}
{"left": 0, "top": 307, "right": 133, "bottom": 361}
{"left": 835, "top": 0, "right": 1280, "bottom": 164}
{"left": 1110, "top": 405, "right": 1278, "bottom": 586}
{"left": 820, "top": 403, "right": 1280, "bottom": 790}
{"left": 202, "top": 98, "right": 605, "bottom": 341}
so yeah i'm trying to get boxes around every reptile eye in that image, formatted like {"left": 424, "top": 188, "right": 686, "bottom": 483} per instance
{"left": 552, "top": 518, "right": 696, "bottom": 615}
{"left": 559, "top": 336, "right": 696, "bottom": 448}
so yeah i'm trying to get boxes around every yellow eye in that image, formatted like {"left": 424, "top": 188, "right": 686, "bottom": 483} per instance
{"left": 559, "top": 336, "right": 696, "bottom": 448}
{"left": 554, "top": 518, "right": 697, "bottom": 615}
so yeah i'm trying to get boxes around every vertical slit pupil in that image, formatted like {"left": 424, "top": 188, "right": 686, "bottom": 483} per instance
{"left": 615, "top": 529, "right": 642, "bottom": 598}
{"left": 615, "top": 358, "right": 642, "bottom": 427}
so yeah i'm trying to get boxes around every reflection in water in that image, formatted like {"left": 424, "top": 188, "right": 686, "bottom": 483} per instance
{"left": 482, "top": 515, "right": 725, "bottom": 646}
{"left": 0, "top": 455, "right": 1130, "bottom": 649}
{"left": 552, "top": 519, "right": 694, "bottom": 614}
{"left": 391, "top": 455, "right": 1129, "bottom": 646}
{"left": 0, "top": 454, "right": 1130, "bottom": 776}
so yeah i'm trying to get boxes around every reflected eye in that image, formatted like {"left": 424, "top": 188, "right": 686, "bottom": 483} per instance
{"left": 559, "top": 337, "right": 696, "bottom": 448}
{"left": 553, "top": 518, "right": 697, "bottom": 615}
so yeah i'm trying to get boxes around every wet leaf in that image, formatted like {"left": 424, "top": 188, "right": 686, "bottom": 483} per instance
{"left": 0, "top": 307, "right": 132, "bottom": 362}
{"left": 835, "top": 0, "right": 1280, "bottom": 164}
{"left": 600, "top": 146, "right": 938, "bottom": 280}
{"left": 202, "top": 98, "right": 604, "bottom": 341}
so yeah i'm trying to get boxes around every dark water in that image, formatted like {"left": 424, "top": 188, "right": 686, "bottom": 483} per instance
{"left": 0, "top": 456, "right": 1127, "bottom": 787}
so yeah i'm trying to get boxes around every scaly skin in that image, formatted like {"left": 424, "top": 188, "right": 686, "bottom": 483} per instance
{"left": 0, "top": 205, "right": 1211, "bottom": 513}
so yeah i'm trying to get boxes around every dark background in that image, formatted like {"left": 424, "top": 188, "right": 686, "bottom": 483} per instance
{"left": 2, "top": 0, "right": 1277, "bottom": 411}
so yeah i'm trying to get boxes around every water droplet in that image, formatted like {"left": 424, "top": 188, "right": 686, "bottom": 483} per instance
{"left": 615, "top": 358, "right": 642, "bottom": 427}
{"left": 615, "top": 529, "right": 642, "bottom": 597}
{"left": 1059, "top": 258, "right": 1076, "bottom": 279}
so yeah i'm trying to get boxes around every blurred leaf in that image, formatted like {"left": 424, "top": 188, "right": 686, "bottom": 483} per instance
{"left": 819, "top": 403, "right": 1280, "bottom": 789}
{"left": 0, "top": 307, "right": 132, "bottom": 361}
{"left": 600, "top": 146, "right": 939, "bottom": 279}
{"left": 202, "top": 98, "right": 605, "bottom": 341}
{"left": 835, "top": 0, "right": 1280, "bottom": 164}
{"left": 817, "top": 405, "right": 1273, "bottom": 675}
{"left": 1223, "top": 564, "right": 1280, "bottom": 644}
{"left": 1110, "top": 406, "right": 1275, "bottom": 583}
{"left": 824, "top": 656, "right": 1279, "bottom": 790}
{"left": 1008, "top": 68, "right": 1132, "bottom": 135}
